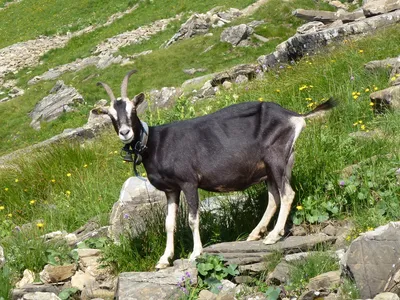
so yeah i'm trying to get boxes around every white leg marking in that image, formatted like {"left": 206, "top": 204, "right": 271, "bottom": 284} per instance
{"left": 247, "top": 189, "right": 278, "bottom": 241}
{"left": 188, "top": 211, "right": 203, "bottom": 261}
{"left": 263, "top": 182, "right": 295, "bottom": 245}
{"left": 156, "top": 193, "right": 178, "bottom": 269}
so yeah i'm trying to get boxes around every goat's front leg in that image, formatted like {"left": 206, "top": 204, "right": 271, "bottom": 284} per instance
{"left": 182, "top": 184, "right": 203, "bottom": 262}
{"left": 156, "top": 191, "right": 180, "bottom": 270}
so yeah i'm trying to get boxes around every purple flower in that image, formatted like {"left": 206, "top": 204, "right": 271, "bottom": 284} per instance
{"left": 185, "top": 271, "right": 191, "bottom": 278}
{"left": 339, "top": 180, "right": 345, "bottom": 187}
{"left": 123, "top": 213, "right": 130, "bottom": 219}
{"left": 279, "top": 65, "right": 284, "bottom": 69}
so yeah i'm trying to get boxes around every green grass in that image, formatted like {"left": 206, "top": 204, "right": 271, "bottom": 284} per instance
{"left": 0, "top": 0, "right": 330, "bottom": 156}
{"left": 1, "top": 0, "right": 400, "bottom": 296}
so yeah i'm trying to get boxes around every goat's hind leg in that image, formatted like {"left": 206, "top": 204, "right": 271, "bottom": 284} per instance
{"left": 263, "top": 151, "right": 296, "bottom": 245}
{"left": 247, "top": 181, "right": 280, "bottom": 241}
{"left": 156, "top": 191, "right": 180, "bottom": 270}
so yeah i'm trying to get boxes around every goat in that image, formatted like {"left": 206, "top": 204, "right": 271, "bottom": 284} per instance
{"left": 97, "top": 70, "right": 336, "bottom": 269}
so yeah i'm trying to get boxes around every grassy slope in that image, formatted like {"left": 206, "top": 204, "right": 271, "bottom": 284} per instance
{"left": 0, "top": 0, "right": 400, "bottom": 296}
{"left": 0, "top": 0, "right": 332, "bottom": 156}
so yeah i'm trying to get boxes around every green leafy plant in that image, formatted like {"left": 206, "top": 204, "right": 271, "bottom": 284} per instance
{"left": 58, "top": 287, "right": 79, "bottom": 300}
{"left": 196, "top": 254, "right": 239, "bottom": 294}
{"left": 77, "top": 237, "right": 109, "bottom": 249}
{"left": 46, "top": 249, "right": 79, "bottom": 266}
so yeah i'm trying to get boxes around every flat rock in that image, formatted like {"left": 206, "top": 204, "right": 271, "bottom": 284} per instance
{"left": 39, "top": 264, "right": 76, "bottom": 283}
{"left": 297, "top": 21, "right": 325, "bottom": 35}
{"left": 204, "top": 233, "right": 336, "bottom": 254}
{"left": 239, "top": 262, "right": 266, "bottom": 274}
{"left": 116, "top": 265, "right": 197, "bottom": 300}
{"left": 211, "top": 64, "right": 259, "bottom": 86}
{"left": 341, "top": 222, "right": 400, "bottom": 298}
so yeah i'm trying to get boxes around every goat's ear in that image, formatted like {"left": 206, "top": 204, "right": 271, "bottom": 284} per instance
{"left": 132, "top": 93, "right": 145, "bottom": 107}
{"left": 91, "top": 107, "right": 109, "bottom": 115}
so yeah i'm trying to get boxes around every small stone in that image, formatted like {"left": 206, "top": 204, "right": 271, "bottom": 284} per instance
{"left": 71, "top": 270, "right": 98, "bottom": 291}
{"left": 222, "top": 81, "right": 233, "bottom": 90}
{"left": 220, "top": 279, "right": 236, "bottom": 292}
{"left": 267, "top": 261, "right": 294, "bottom": 284}
{"left": 307, "top": 270, "right": 341, "bottom": 290}
{"left": 234, "top": 275, "right": 253, "bottom": 284}
{"left": 373, "top": 292, "right": 400, "bottom": 300}
{"left": 21, "top": 292, "right": 61, "bottom": 300}
{"left": 291, "top": 225, "right": 307, "bottom": 236}
{"left": 198, "top": 289, "right": 217, "bottom": 300}
{"left": 322, "top": 224, "right": 337, "bottom": 236}
{"left": 16, "top": 269, "right": 36, "bottom": 288}
{"left": 235, "top": 75, "right": 249, "bottom": 84}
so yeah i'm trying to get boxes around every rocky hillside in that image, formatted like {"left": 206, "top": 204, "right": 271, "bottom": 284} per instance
{"left": 0, "top": 0, "right": 400, "bottom": 299}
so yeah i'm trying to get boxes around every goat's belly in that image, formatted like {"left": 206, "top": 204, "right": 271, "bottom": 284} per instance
{"left": 198, "top": 170, "right": 268, "bottom": 192}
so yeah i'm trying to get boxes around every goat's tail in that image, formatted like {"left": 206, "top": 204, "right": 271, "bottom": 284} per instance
{"left": 303, "top": 97, "right": 337, "bottom": 119}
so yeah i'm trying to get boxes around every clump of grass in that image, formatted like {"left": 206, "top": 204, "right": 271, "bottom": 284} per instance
{"left": 286, "top": 251, "right": 339, "bottom": 294}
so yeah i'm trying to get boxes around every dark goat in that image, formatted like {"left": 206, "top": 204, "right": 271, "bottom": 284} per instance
{"left": 97, "top": 70, "right": 336, "bottom": 269}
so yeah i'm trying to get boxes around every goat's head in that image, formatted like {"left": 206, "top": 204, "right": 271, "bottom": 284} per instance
{"left": 96, "top": 70, "right": 145, "bottom": 144}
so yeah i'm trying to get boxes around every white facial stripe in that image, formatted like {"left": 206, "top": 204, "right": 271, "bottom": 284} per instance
{"left": 125, "top": 100, "right": 134, "bottom": 120}
{"left": 108, "top": 107, "right": 118, "bottom": 120}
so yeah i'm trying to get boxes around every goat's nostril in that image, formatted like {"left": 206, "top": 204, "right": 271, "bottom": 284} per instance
{"left": 119, "top": 129, "right": 130, "bottom": 136}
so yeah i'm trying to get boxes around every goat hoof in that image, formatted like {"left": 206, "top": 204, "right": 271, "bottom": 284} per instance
{"left": 263, "top": 234, "right": 281, "bottom": 245}
{"left": 155, "top": 262, "right": 170, "bottom": 270}
{"left": 246, "top": 234, "right": 261, "bottom": 241}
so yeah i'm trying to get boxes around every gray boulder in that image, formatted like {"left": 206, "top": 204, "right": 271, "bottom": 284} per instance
{"left": 370, "top": 85, "right": 400, "bottom": 112}
{"left": 341, "top": 222, "right": 400, "bottom": 298}
{"left": 29, "top": 81, "right": 84, "bottom": 130}
{"left": 108, "top": 177, "right": 165, "bottom": 242}
{"left": 363, "top": 0, "right": 400, "bottom": 17}
{"left": 258, "top": 10, "right": 400, "bottom": 71}
{"left": 149, "top": 87, "right": 183, "bottom": 108}
{"left": 220, "top": 24, "right": 254, "bottom": 46}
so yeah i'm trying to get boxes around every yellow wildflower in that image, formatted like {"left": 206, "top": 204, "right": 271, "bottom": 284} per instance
{"left": 29, "top": 200, "right": 36, "bottom": 205}
{"left": 367, "top": 227, "right": 374, "bottom": 231}
{"left": 360, "top": 124, "right": 366, "bottom": 130}
{"left": 357, "top": 92, "right": 361, "bottom": 96}
{"left": 15, "top": 179, "right": 19, "bottom": 183}
{"left": 141, "top": 172, "right": 147, "bottom": 177}
{"left": 296, "top": 205, "right": 303, "bottom": 210}
{"left": 346, "top": 235, "right": 351, "bottom": 241}
{"left": 66, "top": 173, "right": 71, "bottom": 177}
{"left": 396, "top": 73, "right": 400, "bottom": 78}
{"left": 365, "top": 88, "right": 370, "bottom": 92}
{"left": 369, "top": 102, "right": 374, "bottom": 106}
{"left": 358, "top": 120, "right": 363, "bottom": 124}
{"left": 83, "top": 164, "right": 88, "bottom": 168}
{"left": 4, "top": 187, "right": 8, "bottom": 191}
{"left": 7, "top": 213, "right": 12, "bottom": 218}
{"left": 36, "top": 223, "right": 44, "bottom": 229}
{"left": 305, "top": 97, "right": 312, "bottom": 101}
{"left": 0, "top": 206, "right": 4, "bottom": 210}
{"left": 275, "top": 89, "right": 280, "bottom": 93}
{"left": 114, "top": 151, "right": 118, "bottom": 154}
{"left": 258, "top": 97, "right": 263, "bottom": 102}
{"left": 374, "top": 86, "right": 378, "bottom": 91}
{"left": 51, "top": 179, "right": 56, "bottom": 183}
{"left": 307, "top": 102, "right": 315, "bottom": 108}
{"left": 353, "top": 95, "right": 359, "bottom": 100}
{"left": 353, "top": 122, "right": 359, "bottom": 126}
{"left": 358, "top": 49, "right": 364, "bottom": 53}
{"left": 352, "top": 92, "right": 356, "bottom": 96}
{"left": 66, "top": 190, "right": 71, "bottom": 196}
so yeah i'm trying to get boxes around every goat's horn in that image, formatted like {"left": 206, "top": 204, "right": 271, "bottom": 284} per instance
{"left": 97, "top": 82, "right": 116, "bottom": 102}
{"left": 121, "top": 70, "right": 137, "bottom": 100}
